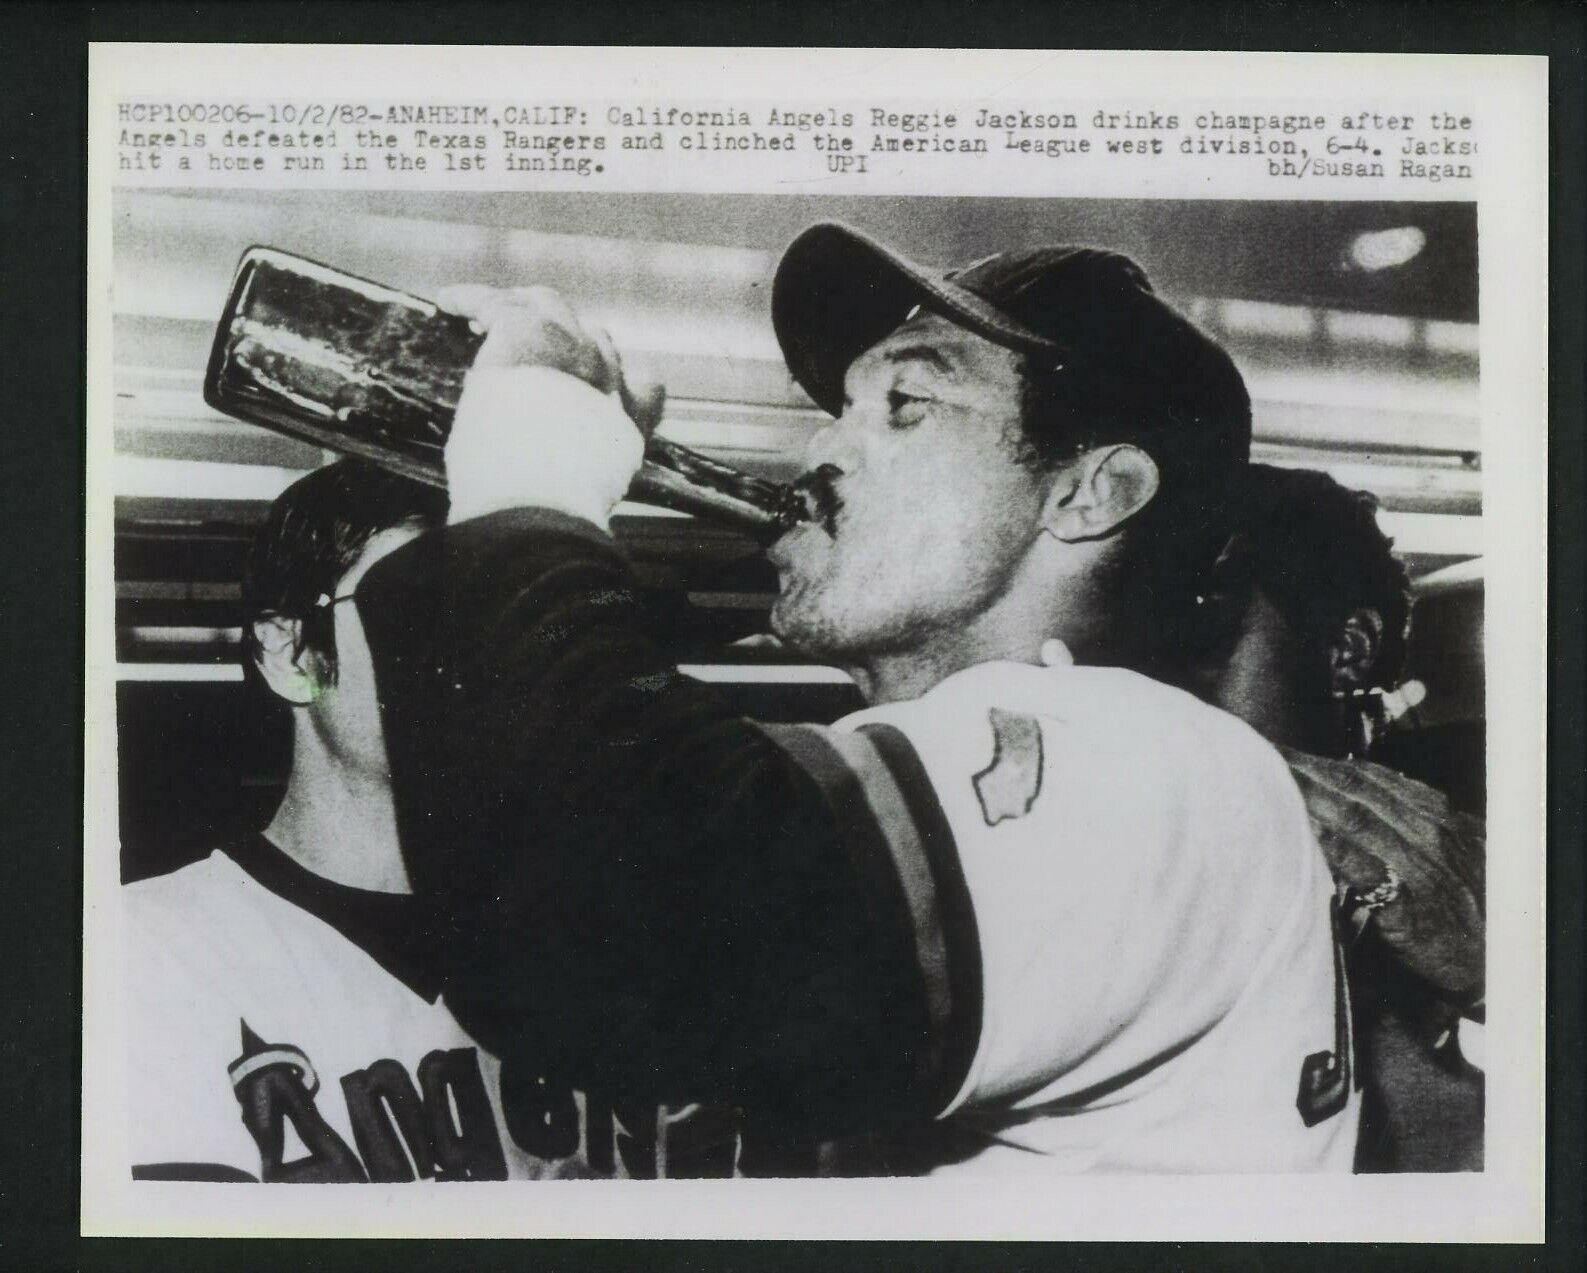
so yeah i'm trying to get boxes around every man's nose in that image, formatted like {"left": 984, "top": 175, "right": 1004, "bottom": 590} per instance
{"left": 802, "top": 417, "right": 861, "bottom": 472}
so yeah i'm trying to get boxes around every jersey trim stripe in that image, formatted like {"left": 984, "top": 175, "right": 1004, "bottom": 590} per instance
{"left": 857, "top": 722, "right": 983, "bottom": 1117}
{"left": 748, "top": 719, "right": 937, "bottom": 1087}
{"left": 819, "top": 728, "right": 952, "bottom": 1042}
{"left": 750, "top": 720, "right": 980, "bottom": 1113}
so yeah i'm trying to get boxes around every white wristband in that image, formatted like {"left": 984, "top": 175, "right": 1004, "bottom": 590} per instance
{"left": 445, "top": 365, "right": 644, "bottom": 530}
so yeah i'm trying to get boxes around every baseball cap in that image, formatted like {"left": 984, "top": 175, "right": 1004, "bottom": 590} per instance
{"left": 771, "top": 221, "right": 1251, "bottom": 468}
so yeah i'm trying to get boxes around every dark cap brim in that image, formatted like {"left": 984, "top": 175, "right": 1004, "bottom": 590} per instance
{"left": 771, "top": 222, "right": 1065, "bottom": 416}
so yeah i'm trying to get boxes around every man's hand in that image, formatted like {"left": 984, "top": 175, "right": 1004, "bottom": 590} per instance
{"left": 435, "top": 285, "right": 666, "bottom": 528}
{"left": 1282, "top": 748, "right": 1485, "bottom": 1008}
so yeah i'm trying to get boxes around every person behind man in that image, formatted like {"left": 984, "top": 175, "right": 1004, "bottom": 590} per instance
{"left": 123, "top": 460, "right": 738, "bottom": 1181}
{"left": 356, "top": 224, "right": 1360, "bottom": 1173}
{"left": 1185, "top": 463, "right": 1485, "bottom": 1171}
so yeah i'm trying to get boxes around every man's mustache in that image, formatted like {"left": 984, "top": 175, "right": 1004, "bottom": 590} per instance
{"left": 791, "top": 464, "right": 845, "bottom": 536}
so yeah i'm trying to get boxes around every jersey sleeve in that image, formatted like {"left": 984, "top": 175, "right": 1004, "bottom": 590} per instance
{"left": 356, "top": 510, "right": 981, "bottom": 1138}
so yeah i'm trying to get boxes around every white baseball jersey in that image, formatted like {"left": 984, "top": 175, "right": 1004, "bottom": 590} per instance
{"left": 764, "top": 644, "right": 1359, "bottom": 1175}
{"left": 124, "top": 839, "right": 740, "bottom": 1182}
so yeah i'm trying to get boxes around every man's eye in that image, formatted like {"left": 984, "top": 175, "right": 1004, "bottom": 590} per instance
{"left": 887, "top": 390, "right": 930, "bottom": 425}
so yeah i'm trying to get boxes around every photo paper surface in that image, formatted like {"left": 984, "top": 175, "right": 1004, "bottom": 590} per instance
{"left": 83, "top": 45, "right": 1546, "bottom": 1240}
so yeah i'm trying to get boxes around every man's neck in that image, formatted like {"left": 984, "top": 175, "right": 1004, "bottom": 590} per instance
{"left": 1211, "top": 593, "right": 1335, "bottom": 754}
{"left": 850, "top": 576, "right": 1066, "bottom": 705}
{"left": 851, "top": 642, "right": 1004, "bottom": 705}
{"left": 263, "top": 733, "right": 411, "bottom": 894}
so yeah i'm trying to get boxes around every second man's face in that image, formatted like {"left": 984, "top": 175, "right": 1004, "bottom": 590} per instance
{"left": 768, "top": 312, "right": 1051, "bottom": 666}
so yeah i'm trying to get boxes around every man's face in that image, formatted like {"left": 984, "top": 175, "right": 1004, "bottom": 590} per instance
{"left": 768, "top": 312, "right": 1050, "bottom": 664}
{"left": 306, "top": 522, "right": 426, "bottom": 778}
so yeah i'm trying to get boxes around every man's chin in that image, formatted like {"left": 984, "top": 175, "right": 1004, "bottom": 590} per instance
{"left": 769, "top": 593, "right": 839, "bottom": 661}
{"left": 768, "top": 598, "right": 809, "bottom": 651}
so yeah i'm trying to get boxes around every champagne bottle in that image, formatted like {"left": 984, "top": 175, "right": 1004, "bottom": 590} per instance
{"left": 203, "top": 247, "right": 806, "bottom": 542}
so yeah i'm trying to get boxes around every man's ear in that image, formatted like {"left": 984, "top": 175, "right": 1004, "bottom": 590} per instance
{"left": 251, "top": 616, "right": 318, "bottom": 706}
{"left": 1329, "top": 608, "right": 1385, "bottom": 694}
{"left": 1040, "top": 444, "right": 1160, "bottom": 543}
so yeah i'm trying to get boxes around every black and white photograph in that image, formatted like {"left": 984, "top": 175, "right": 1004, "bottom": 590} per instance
{"left": 81, "top": 46, "right": 1548, "bottom": 1242}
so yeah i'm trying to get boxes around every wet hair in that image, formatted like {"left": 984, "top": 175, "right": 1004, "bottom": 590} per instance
{"left": 240, "top": 460, "right": 446, "bottom": 682}
{"left": 1223, "top": 463, "right": 1413, "bottom": 689}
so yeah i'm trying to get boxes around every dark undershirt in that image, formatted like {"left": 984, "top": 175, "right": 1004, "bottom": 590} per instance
{"left": 221, "top": 832, "right": 445, "bottom": 1003}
